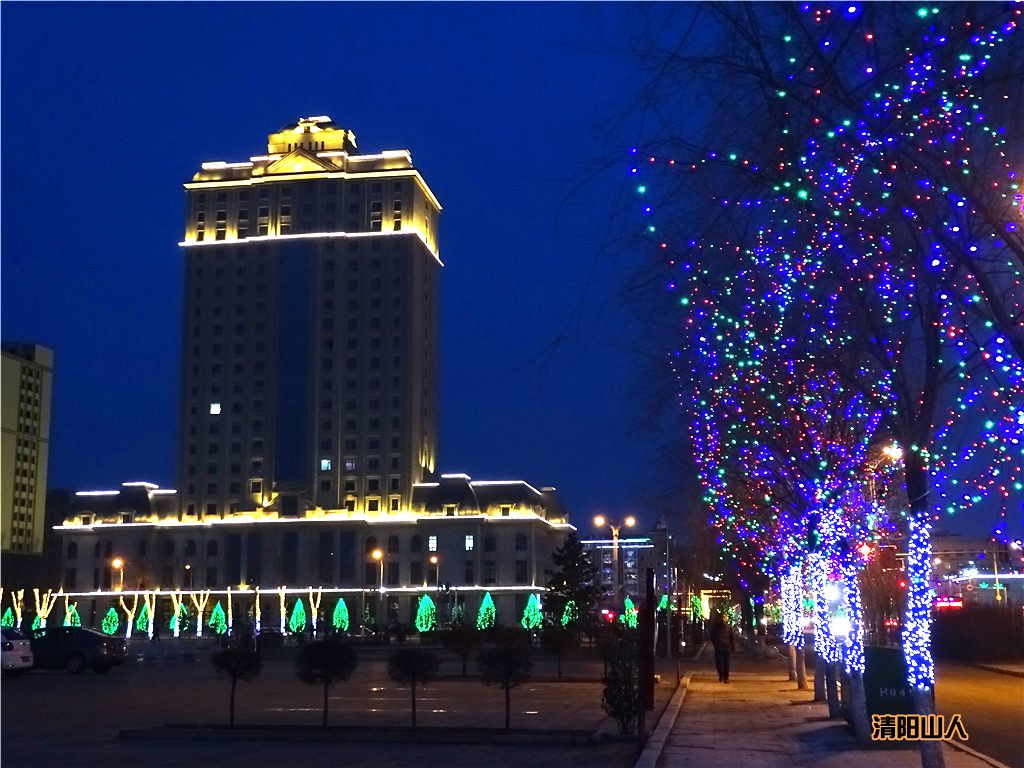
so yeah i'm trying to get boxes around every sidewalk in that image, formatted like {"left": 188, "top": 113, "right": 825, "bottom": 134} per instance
{"left": 974, "top": 662, "right": 1024, "bottom": 678}
{"left": 658, "top": 652, "right": 993, "bottom": 768}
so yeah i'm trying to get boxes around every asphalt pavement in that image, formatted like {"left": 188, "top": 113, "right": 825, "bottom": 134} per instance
{"left": 936, "top": 661, "right": 1024, "bottom": 768}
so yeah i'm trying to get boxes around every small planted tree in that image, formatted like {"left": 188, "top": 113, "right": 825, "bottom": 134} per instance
{"left": 414, "top": 595, "right": 437, "bottom": 633}
{"left": 601, "top": 626, "right": 639, "bottom": 735}
{"left": 209, "top": 601, "right": 228, "bottom": 635}
{"left": 288, "top": 598, "right": 307, "bottom": 634}
{"left": 101, "top": 607, "right": 120, "bottom": 635}
{"left": 520, "top": 594, "right": 543, "bottom": 631}
{"left": 295, "top": 638, "right": 359, "bottom": 727}
{"left": 560, "top": 600, "right": 579, "bottom": 628}
{"left": 135, "top": 603, "right": 150, "bottom": 634}
{"left": 211, "top": 644, "right": 262, "bottom": 728}
{"left": 387, "top": 648, "right": 440, "bottom": 728}
{"left": 332, "top": 598, "right": 350, "bottom": 633}
{"left": 541, "top": 623, "right": 576, "bottom": 678}
{"left": 441, "top": 618, "right": 478, "bottom": 677}
{"left": 476, "top": 592, "right": 496, "bottom": 630}
{"left": 478, "top": 629, "right": 532, "bottom": 731}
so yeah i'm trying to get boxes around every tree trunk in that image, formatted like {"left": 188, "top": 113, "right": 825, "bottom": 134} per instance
{"left": 813, "top": 654, "right": 825, "bottom": 701}
{"left": 914, "top": 687, "right": 945, "bottom": 768}
{"left": 796, "top": 645, "right": 808, "bottom": 690}
{"left": 787, "top": 644, "right": 797, "bottom": 681}
{"left": 504, "top": 685, "right": 511, "bottom": 732}
{"left": 323, "top": 680, "right": 329, "bottom": 728}
{"left": 825, "top": 663, "right": 841, "bottom": 718}
{"left": 905, "top": 453, "right": 945, "bottom": 768}
{"left": 411, "top": 679, "right": 417, "bottom": 728}
{"left": 229, "top": 678, "right": 237, "bottom": 727}
{"left": 849, "top": 672, "right": 869, "bottom": 744}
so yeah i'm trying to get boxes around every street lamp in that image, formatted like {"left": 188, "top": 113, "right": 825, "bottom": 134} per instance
{"left": 372, "top": 548, "right": 384, "bottom": 631}
{"left": 184, "top": 563, "right": 194, "bottom": 589}
{"left": 594, "top": 515, "right": 636, "bottom": 603}
{"left": 429, "top": 555, "right": 442, "bottom": 619}
{"left": 111, "top": 557, "right": 125, "bottom": 591}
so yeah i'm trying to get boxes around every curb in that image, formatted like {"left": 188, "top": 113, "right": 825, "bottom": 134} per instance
{"left": 946, "top": 740, "right": 1013, "bottom": 768}
{"left": 633, "top": 672, "right": 691, "bottom": 768}
{"left": 973, "top": 664, "right": 1024, "bottom": 679}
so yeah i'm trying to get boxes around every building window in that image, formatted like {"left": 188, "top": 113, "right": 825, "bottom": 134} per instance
{"left": 500, "top": 505, "right": 512, "bottom": 517}
{"left": 515, "top": 560, "right": 528, "bottom": 583}
{"left": 464, "top": 535, "right": 474, "bottom": 552}
{"left": 483, "top": 561, "right": 496, "bottom": 585}
{"left": 410, "top": 561, "right": 423, "bottom": 584}
{"left": 320, "top": 457, "right": 332, "bottom": 472}
{"left": 515, "top": 534, "right": 527, "bottom": 552}
{"left": 367, "top": 498, "right": 380, "bottom": 513}
{"left": 483, "top": 535, "right": 495, "bottom": 553}
{"left": 209, "top": 402, "right": 221, "bottom": 415}
{"left": 249, "top": 479, "right": 262, "bottom": 495}
{"left": 345, "top": 459, "right": 356, "bottom": 471}
{"left": 444, "top": 504, "right": 457, "bottom": 517}
{"left": 390, "top": 496, "right": 400, "bottom": 512}
{"left": 410, "top": 535, "right": 422, "bottom": 553}
{"left": 428, "top": 535, "right": 437, "bottom": 552}
{"left": 464, "top": 560, "right": 474, "bottom": 584}
{"left": 386, "top": 562, "right": 399, "bottom": 586}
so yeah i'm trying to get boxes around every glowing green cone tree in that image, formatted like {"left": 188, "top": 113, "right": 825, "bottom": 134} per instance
{"left": 619, "top": 597, "right": 638, "bottom": 629}
{"left": 1, "top": 608, "right": 13, "bottom": 628}
{"left": 135, "top": 603, "right": 150, "bottom": 634}
{"left": 520, "top": 594, "right": 542, "bottom": 630}
{"left": 476, "top": 592, "right": 496, "bottom": 630}
{"left": 332, "top": 597, "right": 350, "bottom": 632}
{"left": 415, "top": 595, "right": 437, "bottom": 632}
{"left": 288, "top": 598, "right": 307, "bottom": 634}
{"left": 209, "top": 601, "right": 228, "bottom": 635}
{"left": 101, "top": 607, "right": 120, "bottom": 635}
{"left": 560, "top": 600, "right": 579, "bottom": 628}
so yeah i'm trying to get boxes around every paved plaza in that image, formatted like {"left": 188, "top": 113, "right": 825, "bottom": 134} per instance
{"left": 1, "top": 649, "right": 671, "bottom": 768}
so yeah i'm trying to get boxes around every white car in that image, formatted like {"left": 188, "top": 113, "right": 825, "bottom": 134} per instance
{"left": 2, "top": 627, "right": 34, "bottom": 673}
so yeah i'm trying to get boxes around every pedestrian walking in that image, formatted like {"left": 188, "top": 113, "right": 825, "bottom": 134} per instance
{"left": 152, "top": 623, "right": 161, "bottom": 644}
{"left": 709, "top": 610, "right": 735, "bottom": 683}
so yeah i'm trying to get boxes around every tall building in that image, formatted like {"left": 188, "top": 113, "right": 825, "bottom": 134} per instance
{"left": 1, "top": 343, "right": 53, "bottom": 555}
{"left": 178, "top": 116, "right": 440, "bottom": 519}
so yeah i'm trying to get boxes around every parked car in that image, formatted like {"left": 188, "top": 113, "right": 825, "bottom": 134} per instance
{"left": 30, "top": 627, "right": 127, "bottom": 673}
{"left": 2, "top": 628, "right": 34, "bottom": 674}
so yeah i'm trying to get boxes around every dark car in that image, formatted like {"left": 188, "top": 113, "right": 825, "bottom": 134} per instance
{"left": 30, "top": 627, "right": 128, "bottom": 674}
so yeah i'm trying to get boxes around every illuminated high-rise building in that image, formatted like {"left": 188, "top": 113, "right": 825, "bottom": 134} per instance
{"left": 1, "top": 343, "right": 53, "bottom": 555}
{"left": 177, "top": 117, "right": 440, "bottom": 519}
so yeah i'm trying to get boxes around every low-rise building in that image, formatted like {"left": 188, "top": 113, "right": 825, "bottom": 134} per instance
{"left": 54, "top": 474, "right": 572, "bottom": 630}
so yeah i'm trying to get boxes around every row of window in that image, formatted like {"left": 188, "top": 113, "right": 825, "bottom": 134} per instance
{"left": 195, "top": 180, "right": 405, "bottom": 206}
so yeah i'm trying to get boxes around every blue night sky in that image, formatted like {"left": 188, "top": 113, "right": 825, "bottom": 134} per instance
{"left": 2, "top": 3, "right": 1007, "bottom": 541}
{"left": 1, "top": 3, "right": 659, "bottom": 527}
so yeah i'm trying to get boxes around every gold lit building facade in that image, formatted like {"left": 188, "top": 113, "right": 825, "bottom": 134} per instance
{"left": 178, "top": 116, "right": 440, "bottom": 520}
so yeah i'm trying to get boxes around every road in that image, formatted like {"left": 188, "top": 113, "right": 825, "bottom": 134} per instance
{"left": 936, "top": 662, "right": 1024, "bottom": 768}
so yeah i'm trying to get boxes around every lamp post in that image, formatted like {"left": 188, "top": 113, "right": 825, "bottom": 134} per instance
{"left": 111, "top": 557, "right": 125, "bottom": 591}
{"left": 184, "top": 563, "right": 194, "bottom": 589}
{"left": 429, "top": 555, "right": 441, "bottom": 620}
{"left": 593, "top": 515, "right": 636, "bottom": 604}
{"left": 372, "top": 548, "right": 384, "bottom": 632}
